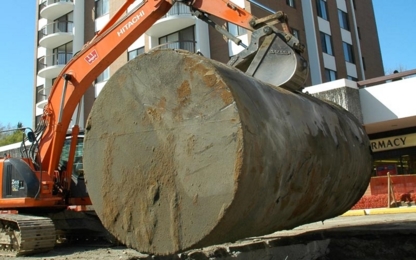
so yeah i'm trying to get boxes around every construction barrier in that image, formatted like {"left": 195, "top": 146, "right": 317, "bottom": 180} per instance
{"left": 370, "top": 175, "right": 416, "bottom": 195}
{"left": 352, "top": 175, "right": 416, "bottom": 209}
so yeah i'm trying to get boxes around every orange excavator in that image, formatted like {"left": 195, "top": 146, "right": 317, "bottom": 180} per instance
{"left": 0, "top": 0, "right": 372, "bottom": 257}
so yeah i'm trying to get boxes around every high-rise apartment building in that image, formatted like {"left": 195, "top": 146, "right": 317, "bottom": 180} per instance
{"left": 34, "top": 0, "right": 384, "bottom": 128}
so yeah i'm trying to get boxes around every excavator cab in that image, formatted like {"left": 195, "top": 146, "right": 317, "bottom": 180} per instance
{"left": 58, "top": 135, "right": 88, "bottom": 199}
{"left": 59, "top": 135, "right": 84, "bottom": 179}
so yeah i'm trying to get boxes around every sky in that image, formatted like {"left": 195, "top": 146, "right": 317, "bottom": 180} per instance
{"left": 0, "top": 1, "right": 415, "bottom": 128}
{"left": 0, "top": 1, "right": 37, "bottom": 129}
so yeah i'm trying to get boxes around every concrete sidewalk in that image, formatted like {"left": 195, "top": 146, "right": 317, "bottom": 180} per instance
{"left": 343, "top": 206, "right": 416, "bottom": 216}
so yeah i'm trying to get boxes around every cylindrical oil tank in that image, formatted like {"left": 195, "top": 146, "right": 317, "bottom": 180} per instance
{"left": 83, "top": 49, "right": 372, "bottom": 255}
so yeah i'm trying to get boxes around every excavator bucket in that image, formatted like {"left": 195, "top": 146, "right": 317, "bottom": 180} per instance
{"left": 83, "top": 50, "right": 372, "bottom": 255}
{"left": 228, "top": 28, "right": 308, "bottom": 92}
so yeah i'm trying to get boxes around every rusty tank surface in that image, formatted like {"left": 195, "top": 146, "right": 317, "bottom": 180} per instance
{"left": 83, "top": 49, "right": 372, "bottom": 255}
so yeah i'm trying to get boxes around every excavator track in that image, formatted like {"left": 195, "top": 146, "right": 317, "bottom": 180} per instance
{"left": 0, "top": 214, "right": 56, "bottom": 256}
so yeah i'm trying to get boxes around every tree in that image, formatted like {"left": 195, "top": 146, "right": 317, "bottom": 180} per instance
{"left": 0, "top": 122, "right": 25, "bottom": 146}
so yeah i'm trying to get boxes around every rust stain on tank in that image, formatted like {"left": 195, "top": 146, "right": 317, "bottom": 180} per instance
{"left": 145, "top": 97, "right": 168, "bottom": 123}
{"left": 157, "top": 97, "right": 167, "bottom": 110}
{"left": 183, "top": 54, "right": 233, "bottom": 106}
{"left": 177, "top": 80, "right": 191, "bottom": 106}
{"left": 141, "top": 97, "right": 166, "bottom": 125}
{"left": 210, "top": 77, "right": 233, "bottom": 106}
{"left": 233, "top": 128, "right": 244, "bottom": 183}
{"left": 202, "top": 71, "right": 217, "bottom": 88}
{"left": 100, "top": 134, "right": 119, "bottom": 228}
{"left": 169, "top": 191, "right": 181, "bottom": 252}
{"left": 183, "top": 56, "right": 205, "bottom": 82}
{"left": 172, "top": 81, "right": 193, "bottom": 122}
{"left": 128, "top": 134, "right": 182, "bottom": 251}
{"left": 146, "top": 107, "right": 162, "bottom": 121}
{"left": 143, "top": 134, "right": 182, "bottom": 252}
{"left": 220, "top": 90, "right": 233, "bottom": 105}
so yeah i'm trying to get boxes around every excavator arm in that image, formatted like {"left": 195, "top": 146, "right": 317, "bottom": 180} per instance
{"left": 34, "top": 0, "right": 307, "bottom": 193}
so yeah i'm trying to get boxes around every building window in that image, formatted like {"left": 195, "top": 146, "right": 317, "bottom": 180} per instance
{"left": 320, "top": 32, "right": 333, "bottom": 55}
{"left": 292, "top": 28, "right": 300, "bottom": 41}
{"left": 36, "top": 85, "right": 46, "bottom": 103}
{"left": 347, "top": 76, "right": 358, "bottom": 81}
{"left": 164, "top": 2, "right": 191, "bottom": 17}
{"left": 39, "top": 1, "right": 46, "bottom": 19}
{"left": 128, "top": 47, "right": 144, "bottom": 61}
{"left": 343, "top": 42, "right": 355, "bottom": 63}
{"left": 316, "top": 0, "right": 328, "bottom": 20}
{"left": 96, "top": 68, "right": 110, "bottom": 83}
{"left": 54, "top": 12, "right": 73, "bottom": 34}
{"left": 338, "top": 10, "right": 349, "bottom": 30}
{"left": 228, "top": 23, "right": 247, "bottom": 37}
{"left": 373, "top": 154, "right": 416, "bottom": 176}
{"left": 362, "top": 57, "right": 366, "bottom": 70}
{"left": 357, "top": 26, "right": 361, "bottom": 39}
{"left": 324, "top": 69, "right": 337, "bottom": 82}
{"left": 35, "top": 115, "right": 42, "bottom": 127}
{"left": 53, "top": 41, "right": 73, "bottom": 65}
{"left": 37, "top": 56, "right": 46, "bottom": 72}
{"left": 95, "top": 0, "right": 109, "bottom": 18}
{"left": 286, "top": 0, "right": 296, "bottom": 8}
{"left": 159, "top": 26, "right": 195, "bottom": 52}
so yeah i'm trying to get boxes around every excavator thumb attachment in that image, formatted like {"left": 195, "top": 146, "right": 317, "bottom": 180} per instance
{"left": 228, "top": 26, "right": 309, "bottom": 92}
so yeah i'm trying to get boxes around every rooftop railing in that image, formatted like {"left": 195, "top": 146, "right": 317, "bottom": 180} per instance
{"left": 39, "top": 1, "right": 47, "bottom": 11}
{"left": 38, "top": 20, "right": 73, "bottom": 40}
{"left": 37, "top": 86, "right": 53, "bottom": 103}
{"left": 37, "top": 52, "right": 73, "bottom": 72}
{"left": 162, "top": 2, "right": 191, "bottom": 18}
{"left": 53, "top": 0, "right": 73, "bottom": 3}
{"left": 39, "top": 0, "right": 73, "bottom": 12}
{"left": 357, "top": 69, "right": 416, "bottom": 88}
{"left": 151, "top": 41, "right": 196, "bottom": 53}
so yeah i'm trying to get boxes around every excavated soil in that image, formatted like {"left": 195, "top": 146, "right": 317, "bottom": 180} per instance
{"left": 15, "top": 213, "right": 416, "bottom": 260}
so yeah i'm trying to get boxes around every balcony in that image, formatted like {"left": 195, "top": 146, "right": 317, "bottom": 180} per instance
{"left": 162, "top": 3, "right": 192, "bottom": 18}
{"left": 38, "top": 52, "right": 73, "bottom": 78}
{"left": 39, "top": 21, "right": 73, "bottom": 48}
{"left": 146, "top": 3, "right": 194, "bottom": 37}
{"left": 40, "top": 0, "right": 74, "bottom": 20}
{"left": 36, "top": 86, "right": 52, "bottom": 110}
{"left": 151, "top": 41, "right": 196, "bottom": 53}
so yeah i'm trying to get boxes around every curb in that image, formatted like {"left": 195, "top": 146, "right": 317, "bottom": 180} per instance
{"left": 342, "top": 206, "right": 416, "bottom": 216}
